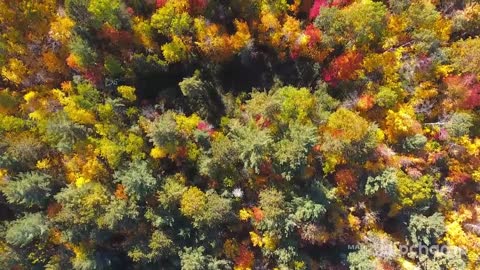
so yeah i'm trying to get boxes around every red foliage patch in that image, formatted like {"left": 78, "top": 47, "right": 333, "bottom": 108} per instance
{"left": 309, "top": 0, "right": 352, "bottom": 19}
{"left": 84, "top": 70, "right": 102, "bottom": 86}
{"left": 465, "top": 83, "right": 480, "bottom": 109}
{"left": 176, "top": 146, "right": 188, "bottom": 159}
{"left": 234, "top": 245, "right": 254, "bottom": 269}
{"left": 100, "top": 25, "right": 132, "bottom": 44}
{"left": 197, "top": 121, "right": 214, "bottom": 135}
{"left": 323, "top": 51, "right": 363, "bottom": 85}
{"left": 126, "top": 7, "right": 135, "bottom": 16}
{"left": 448, "top": 171, "right": 471, "bottom": 184}
{"left": 252, "top": 207, "right": 264, "bottom": 222}
{"left": 331, "top": 0, "right": 352, "bottom": 6}
{"left": 334, "top": 168, "right": 358, "bottom": 195}
{"left": 191, "top": 0, "right": 208, "bottom": 11}
{"left": 309, "top": 0, "right": 328, "bottom": 20}
{"left": 259, "top": 161, "right": 273, "bottom": 175}
{"left": 255, "top": 115, "right": 271, "bottom": 128}
{"left": 444, "top": 74, "right": 480, "bottom": 109}
{"left": 47, "top": 202, "right": 62, "bottom": 218}
{"left": 156, "top": 0, "right": 167, "bottom": 8}
{"left": 304, "top": 24, "right": 322, "bottom": 47}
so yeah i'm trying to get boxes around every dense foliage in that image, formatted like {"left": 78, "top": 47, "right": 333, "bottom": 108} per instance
{"left": 1, "top": 0, "right": 480, "bottom": 269}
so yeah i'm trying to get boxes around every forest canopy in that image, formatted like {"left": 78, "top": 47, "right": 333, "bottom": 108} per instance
{"left": 0, "top": 0, "right": 480, "bottom": 269}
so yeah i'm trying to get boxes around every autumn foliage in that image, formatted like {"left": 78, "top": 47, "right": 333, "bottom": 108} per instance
{"left": 0, "top": 0, "right": 480, "bottom": 269}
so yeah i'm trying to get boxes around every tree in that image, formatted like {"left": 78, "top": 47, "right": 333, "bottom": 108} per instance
{"left": 5, "top": 213, "right": 49, "bottom": 248}
{"left": 391, "top": 173, "right": 436, "bottom": 214}
{"left": 50, "top": 15, "right": 75, "bottom": 44}
{"left": 150, "top": 0, "right": 192, "bottom": 36}
{"left": 1, "top": 58, "right": 28, "bottom": 85}
{"left": 69, "top": 37, "right": 97, "bottom": 68}
{"left": 40, "top": 112, "right": 87, "bottom": 153}
{"left": 54, "top": 182, "right": 110, "bottom": 227}
{"left": 321, "top": 108, "right": 379, "bottom": 173}
{"left": 161, "top": 35, "right": 190, "bottom": 63}
{"left": 178, "top": 71, "right": 221, "bottom": 119}
{"left": 452, "top": 3, "right": 480, "bottom": 39}
{"left": 180, "top": 186, "right": 207, "bottom": 218}
{"left": 117, "top": 85, "right": 136, "bottom": 102}
{"left": 157, "top": 174, "right": 187, "bottom": 209}
{"left": 104, "top": 55, "right": 124, "bottom": 78}
{"left": 384, "top": 106, "right": 422, "bottom": 142}
{"left": 113, "top": 160, "right": 158, "bottom": 201}
{"left": 342, "top": 0, "right": 387, "bottom": 48}
{"left": 314, "top": 7, "right": 348, "bottom": 47}
{"left": 127, "top": 230, "right": 173, "bottom": 263}
{"left": 325, "top": 108, "right": 370, "bottom": 143}
{"left": 258, "top": 188, "right": 287, "bottom": 232}
{"left": 3, "top": 132, "right": 44, "bottom": 165}
{"left": 229, "top": 121, "right": 273, "bottom": 173}
{"left": 65, "top": 0, "right": 91, "bottom": 25}
{"left": 402, "top": 134, "right": 427, "bottom": 152}
{"left": 290, "top": 196, "right": 326, "bottom": 224}
{"left": 273, "top": 86, "right": 319, "bottom": 124}
{"left": 323, "top": 50, "right": 363, "bottom": 84}
{"left": 194, "top": 18, "right": 251, "bottom": 61}
{"left": 93, "top": 137, "right": 125, "bottom": 168}
{"left": 402, "top": 1, "right": 452, "bottom": 52}
{"left": 273, "top": 122, "right": 317, "bottom": 180}
{"left": 446, "top": 112, "right": 473, "bottom": 137}
{"left": 347, "top": 245, "right": 377, "bottom": 270}
{"left": 408, "top": 213, "right": 445, "bottom": 246}
{"left": 180, "top": 247, "right": 206, "bottom": 270}
{"left": 180, "top": 246, "right": 231, "bottom": 270}
{"left": 1, "top": 171, "right": 52, "bottom": 207}
{"left": 197, "top": 133, "right": 240, "bottom": 182}
{"left": 87, "top": 0, "right": 124, "bottom": 29}
{"left": 364, "top": 168, "right": 397, "bottom": 196}
{"left": 181, "top": 187, "right": 232, "bottom": 226}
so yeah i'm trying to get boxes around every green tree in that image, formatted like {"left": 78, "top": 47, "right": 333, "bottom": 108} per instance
{"left": 446, "top": 112, "right": 473, "bottom": 137}
{"left": 402, "top": 134, "right": 428, "bottom": 152}
{"left": 40, "top": 112, "right": 87, "bottom": 153}
{"left": 347, "top": 245, "right": 377, "bottom": 270}
{"left": 408, "top": 213, "right": 445, "bottom": 246}
{"left": 180, "top": 247, "right": 207, "bottom": 270}
{"left": 88, "top": 0, "right": 124, "bottom": 29}
{"left": 229, "top": 121, "right": 273, "bottom": 173}
{"left": 54, "top": 182, "right": 110, "bottom": 227}
{"left": 273, "top": 122, "right": 317, "bottom": 180}
{"left": 1, "top": 171, "right": 52, "bottom": 207}
{"left": 145, "top": 111, "right": 182, "bottom": 153}
{"left": 69, "top": 37, "right": 97, "bottom": 68}
{"left": 113, "top": 160, "right": 158, "bottom": 201}
{"left": 180, "top": 187, "right": 232, "bottom": 227}
{"left": 343, "top": 0, "right": 388, "bottom": 48}
{"left": 5, "top": 213, "right": 49, "bottom": 248}
{"left": 127, "top": 230, "right": 173, "bottom": 263}
{"left": 258, "top": 188, "right": 287, "bottom": 232}
{"left": 289, "top": 196, "right": 326, "bottom": 224}
{"left": 179, "top": 71, "right": 220, "bottom": 119}
{"left": 364, "top": 168, "right": 397, "bottom": 196}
